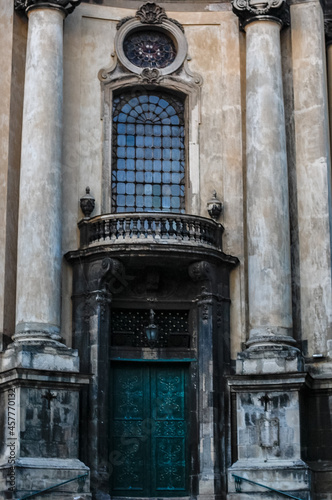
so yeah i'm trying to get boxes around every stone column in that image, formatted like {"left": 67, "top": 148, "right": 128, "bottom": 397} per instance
{"left": 13, "top": 0, "right": 80, "bottom": 342}
{"left": 290, "top": 2, "right": 332, "bottom": 364}
{"left": 232, "top": 0, "right": 294, "bottom": 353}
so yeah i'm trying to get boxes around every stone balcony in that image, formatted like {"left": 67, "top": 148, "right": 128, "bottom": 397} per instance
{"left": 73, "top": 212, "right": 238, "bottom": 268}
{"left": 79, "top": 212, "right": 223, "bottom": 249}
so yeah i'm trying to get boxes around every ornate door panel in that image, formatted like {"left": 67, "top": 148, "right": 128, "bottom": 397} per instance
{"left": 110, "top": 363, "right": 189, "bottom": 497}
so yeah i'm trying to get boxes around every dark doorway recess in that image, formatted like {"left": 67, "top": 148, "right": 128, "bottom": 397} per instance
{"left": 110, "top": 362, "right": 189, "bottom": 497}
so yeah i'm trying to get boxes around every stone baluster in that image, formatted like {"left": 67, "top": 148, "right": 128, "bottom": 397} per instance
{"left": 232, "top": 0, "right": 296, "bottom": 360}
{"left": 14, "top": 0, "right": 81, "bottom": 342}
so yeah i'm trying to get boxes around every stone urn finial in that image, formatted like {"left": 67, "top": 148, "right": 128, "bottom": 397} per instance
{"left": 207, "top": 191, "right": 223, "bottom": 220}
{"left": 80, "top": 186, "right": 95, "bottom": 218}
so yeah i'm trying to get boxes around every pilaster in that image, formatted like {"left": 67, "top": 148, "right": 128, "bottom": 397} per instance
{"left": 291, "top": 1, "right": 332, "bottom": 367}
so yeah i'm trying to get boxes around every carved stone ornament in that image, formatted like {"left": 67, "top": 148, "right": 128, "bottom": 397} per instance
{"left": 188, "top": 261, "right": 213, "bottom": 282}
{"left": 139, "top": 68, "right": 162, "bottom": 84}
{"left": 116, "top": 2, "right": 184, "bottom": 33}
{"left": 14, "top": 0, "right": 81, "bottom": 15}
{"left": 80, "top": 186, "right": 95, "bottom": 219}
{"left": 136, "top": 2, "right": 167, "bottom": 24}
{"left": 232, "top": 0, "right": 290, "bottom": 29}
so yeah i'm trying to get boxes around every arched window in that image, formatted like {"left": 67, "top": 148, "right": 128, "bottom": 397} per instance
{"left": 112, "top": 90, "right": 185, "bottom": 213}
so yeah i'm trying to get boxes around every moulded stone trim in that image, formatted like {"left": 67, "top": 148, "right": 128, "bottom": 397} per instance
{"left": 115, "top": 18, "right": 188, "bottom": 77}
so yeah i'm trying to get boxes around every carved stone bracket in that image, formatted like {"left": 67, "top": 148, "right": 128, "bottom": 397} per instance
{"left": 188, "top": 261, "right": 213, "bottom": 282}
{"left": 14, "top": 0, "right": 81, "bottom": 15}
{"left": 139, "top": 68, "right": 162, "bottom": 84}
{"left": 232, "top": 0, "right": 290, "bottom": 29}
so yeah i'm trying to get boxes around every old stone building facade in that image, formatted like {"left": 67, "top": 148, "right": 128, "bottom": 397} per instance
{"left": 1, "top": 0, "right": 332, "bottom": 498}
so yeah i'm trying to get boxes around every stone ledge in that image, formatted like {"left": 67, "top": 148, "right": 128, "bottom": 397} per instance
{"left": 0, "top": 367, "right": 90, "bottom": 389}
{"left": 0, "top": 458, "right": 91, "bottom": 499}
{"left": 228, "top": 460, "right": 311, "bottom": 497}
{"left": 236, "top": 345, "right": 304, "bottom": 375}
{"left": 0, "top": 341, "right": 80, "bottom": 372}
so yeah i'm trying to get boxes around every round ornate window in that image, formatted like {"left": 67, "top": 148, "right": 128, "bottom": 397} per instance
{"left": 123, "top": 30, "right": 177, "bottom": 69}
{"left": 115, "top": 18, "right": 187, "bottom": 76}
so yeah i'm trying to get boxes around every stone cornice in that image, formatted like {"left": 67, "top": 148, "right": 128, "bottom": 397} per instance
{"left": 14, "top": 0, "right": 81, "bottom": 16}
{"left": 232, "top": 0, "right": 290, "bottom": 30}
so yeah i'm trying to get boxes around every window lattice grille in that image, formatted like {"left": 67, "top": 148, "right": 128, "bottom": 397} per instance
{"left": 112, "top": 91, "right": 185, "bottom": 213}
{"left": 123, "top": 30, "right": 177, "bottom": 69}
{"left": 111, "top": 309, "right": 190, "bottom": 348}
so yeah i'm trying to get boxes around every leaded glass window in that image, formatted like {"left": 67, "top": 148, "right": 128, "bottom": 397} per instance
{"left": 112, "top": 91, "right": 185, "bottom": 213}
{"left": 123, "top": 30, "right": 177, "bottom": 69}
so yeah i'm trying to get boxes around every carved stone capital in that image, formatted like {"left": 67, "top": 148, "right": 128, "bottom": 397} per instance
{"left": 232, "top": 0, "right": 290, "bottom": 30}
{"left": 14, "top": 0, "right": 81, "bottom": 16}
{"left": 325, "top": 17, "right": 332, "bottom": 46}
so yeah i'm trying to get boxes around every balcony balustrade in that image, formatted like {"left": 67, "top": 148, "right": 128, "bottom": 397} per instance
{"left": 78, "top": 212, "right": 224, "bottom": 252}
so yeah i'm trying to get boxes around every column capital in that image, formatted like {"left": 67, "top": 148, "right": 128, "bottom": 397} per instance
{"left": 232, "top": 0, "right": 290, "bottom": 30}
{"left": 325, "top": 16, "right": 332, "bottom": 46}
{"left": 14, "top": 0, "right": 81, "bottom": 16}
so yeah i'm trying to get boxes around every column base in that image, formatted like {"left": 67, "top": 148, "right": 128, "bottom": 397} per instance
{"left": 0, "top": 458, "right": 91, "bottom": 500}
{"left": 0, "top": 338, "right": 79, "bottom": 372}
{"left": 14, "top": 321, "right": 62, "bottom": 342}
{"left": 228, "top": 460, "right": 311, "bottom": 499}
{"left": 236, "top": 344, "right": 303, "bottom": 375}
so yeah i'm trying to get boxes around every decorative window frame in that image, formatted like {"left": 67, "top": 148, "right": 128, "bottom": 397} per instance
{"left": 98, "top": 2, "right": 203, "bottom": 216}
{"left": 115, "top": 18, "right": 187, "bottom": 77}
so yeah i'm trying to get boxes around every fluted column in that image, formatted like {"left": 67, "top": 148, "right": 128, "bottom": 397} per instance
{"left": 14, "top": 0, "right": 80, "bottom": 342}
{"left": 233, "top": 0, "right": 294, "bottom": 349}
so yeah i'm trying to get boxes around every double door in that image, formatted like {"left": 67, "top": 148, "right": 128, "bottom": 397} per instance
{"left": 110, "top": 362, "right": 189, "bottom": 497}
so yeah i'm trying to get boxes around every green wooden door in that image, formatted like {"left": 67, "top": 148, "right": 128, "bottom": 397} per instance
{"left": 110, "top": 363, "right": 189, "bottom": 497}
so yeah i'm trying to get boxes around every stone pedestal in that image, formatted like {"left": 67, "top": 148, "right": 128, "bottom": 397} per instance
{"left": 0, "top": 355, "right": 90, "bottom": 499}
{"left": 227, "top": 374, "right": 311, "bottom": 499}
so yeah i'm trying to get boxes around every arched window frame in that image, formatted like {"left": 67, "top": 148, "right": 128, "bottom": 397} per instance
{"left": 99, "top": 75, "right": 202, "bottom": 216}
{"left": 111, "top": 88, "right": 186, "bottom": 214}
{"left": 98, "top": 12, "right": 203, "bottom": 216}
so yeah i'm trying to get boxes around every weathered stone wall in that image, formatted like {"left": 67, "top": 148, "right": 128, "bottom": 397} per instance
{"left": 0, "top": 0, "right": 26, "bottom": 343}
{"left": 61, "top": 2, "right": 246, "bottom": 354}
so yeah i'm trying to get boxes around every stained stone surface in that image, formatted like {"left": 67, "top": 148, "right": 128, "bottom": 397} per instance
{"left": 290, "top": 0, "right": 332, "bottom": 361}
{"left": 245, "top": 19, "right": 292, "bottom": 346}
{"left": 15, "top": 8, "right": 65, "bottom": 339}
